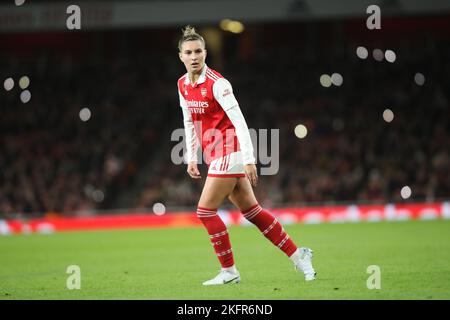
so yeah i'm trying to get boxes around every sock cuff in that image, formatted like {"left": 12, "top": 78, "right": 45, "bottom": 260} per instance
{"left": 197, "top": 207, "right": 218, "bottom": 217}
{"left": 242, "top": 203, "right": 260, "bottom": 214}
{"left": 242, "top": 204, "right": 263, "bottom": 220}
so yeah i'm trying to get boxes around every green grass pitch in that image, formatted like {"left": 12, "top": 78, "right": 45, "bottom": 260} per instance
{"left": 1, "top": 219, "right": 449, "bottom": 299}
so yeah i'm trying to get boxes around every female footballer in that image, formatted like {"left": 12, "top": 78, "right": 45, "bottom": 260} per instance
{"left": 177, "top": 26, "right": 316, "bottom": 285}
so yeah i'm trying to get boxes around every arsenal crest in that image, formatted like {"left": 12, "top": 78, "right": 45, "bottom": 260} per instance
{"left": 201, "top": 88, "right": 207, "bottom": 97}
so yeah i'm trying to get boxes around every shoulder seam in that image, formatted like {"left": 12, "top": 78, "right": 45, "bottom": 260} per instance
{"left": 207, "top": 68, "right": 223, "bottom": 78}
{"left": 206, "top": 70, "right": 221, "bottom": 83}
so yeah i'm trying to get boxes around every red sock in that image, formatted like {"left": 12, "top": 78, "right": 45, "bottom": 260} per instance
{"left": 197, "top": 207, "right": 234, "bottom": 268}
{"left": 242, "top": 204, "right": 298, "bottom": 257}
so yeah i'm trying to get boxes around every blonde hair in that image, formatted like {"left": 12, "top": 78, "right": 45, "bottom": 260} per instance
{"left": 178, "top": 25, "right": 205, "bottom": 51}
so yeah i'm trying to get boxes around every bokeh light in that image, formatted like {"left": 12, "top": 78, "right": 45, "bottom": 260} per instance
{"left": 294, "top": 124, "right": 308, "bottom": 139}
{"left": 153, "top": 202, "right": 166, "bottom": 215}
{"left": 356, "top": 46, "right": 368, "bottom": 59}
{"left": 20, "top": 90, "right": 31, "bottom": 103}
{"left": 3, "top": 78, "right": 14, "bottom": 91}
{"left": 414, "top": 73, "right": 425, "bottom": 86}
{"left": 319, "top": 74, "right": 332, "bottom": 87}
{"left": 331, "top": 73, "right": 343, "bottom": 86}
{"left": 220, "top": 19, "right": 244, "bottom": 33}
{"left": 383, "top": 109, "right": 394, "bottom": 123}
{"left": 373, "top": 49, "right": 384, "bottom": 61}
{"left": 401, "top": 186, "right": 412, "bottom": 199}
{"left": 19, "top": 76, "right": 30, "bottom": 89}
{"left": 92, "top": 190, "right": 105, "bottom": 203}
{"left": 79, "top": 108, "right": 92, "bottom": 122}
{"left": 385, "top": 50, "right": 396, "bottom": 63}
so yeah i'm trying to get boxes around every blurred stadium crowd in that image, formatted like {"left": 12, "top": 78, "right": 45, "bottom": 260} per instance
{"left": 1, "top": 17, "right": 449, "bottom": 217}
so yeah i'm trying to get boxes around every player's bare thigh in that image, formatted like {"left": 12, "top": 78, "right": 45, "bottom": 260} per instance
{"left": 228, "top": 177, "right": 258, "bottom": 212}
{"left": 198, "top": 177, "right": 239, "bottom": 209}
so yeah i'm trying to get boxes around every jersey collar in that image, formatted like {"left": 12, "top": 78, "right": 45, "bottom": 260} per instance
{"left": 184, "top": 64, "right": 208, "bottom": 87}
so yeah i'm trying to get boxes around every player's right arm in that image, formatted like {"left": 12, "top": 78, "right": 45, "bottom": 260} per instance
{"left": 178, "top": 85, "right": 201, "bottom": 179}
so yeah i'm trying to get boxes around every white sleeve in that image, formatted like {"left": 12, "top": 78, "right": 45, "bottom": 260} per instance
{"left": 178, "top": 89, "right": 199, "bottom": 163}
{"left": 213, "top": 78, "right": 256, "bottom": 165}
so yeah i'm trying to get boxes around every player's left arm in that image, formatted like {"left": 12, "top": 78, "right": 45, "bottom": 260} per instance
{"left": 213, "top": 78, "right": 258, "bottom": 186}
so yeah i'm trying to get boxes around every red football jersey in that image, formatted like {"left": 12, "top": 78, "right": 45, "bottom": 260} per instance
{"left": 178, "top": 66, "right": 240, "bottom": 164}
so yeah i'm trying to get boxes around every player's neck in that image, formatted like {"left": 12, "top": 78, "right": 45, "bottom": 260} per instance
{"left": 188, "top": 72, "right": 201, "bottom": 84}
{"left": 188, "top": 66, "right": 204, "bottom": 84}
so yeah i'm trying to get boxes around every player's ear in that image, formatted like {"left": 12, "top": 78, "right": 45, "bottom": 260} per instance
{"left": 204, "top": 49, "right": 207, "bottom": 59}
{"left": 179, "top": 51, "right": 183, "bottom": 62}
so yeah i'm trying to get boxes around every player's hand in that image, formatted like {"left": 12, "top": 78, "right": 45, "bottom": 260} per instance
{"left": 244, "top": 164, "right": 258, "bottom": 187}
{"left": 187, "top": 162, "right": 202, "bottom": 179}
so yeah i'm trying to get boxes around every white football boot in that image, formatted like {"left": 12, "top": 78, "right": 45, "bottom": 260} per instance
{"left": 294, "top": 247, "right": 316, "bottom": 281}
{"left": 202, "top": 270, "right": 241, "bottom": 286}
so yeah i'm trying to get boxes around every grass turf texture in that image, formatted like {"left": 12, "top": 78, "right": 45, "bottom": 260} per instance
{"left": 1, "top": 220, "right": 449, "bottom": 300}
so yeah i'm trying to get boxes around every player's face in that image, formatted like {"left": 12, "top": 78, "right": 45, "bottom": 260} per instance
{"left": 179, "top": 40, "right": 207, "bottom": 74}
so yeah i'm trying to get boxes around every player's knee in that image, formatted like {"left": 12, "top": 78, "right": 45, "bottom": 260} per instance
{"left": 231, "top": 195, "right": 254, "bottom": 213}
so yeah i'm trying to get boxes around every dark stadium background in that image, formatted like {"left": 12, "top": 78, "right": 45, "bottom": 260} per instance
{"left": 0, "top": 0, "right": 449, "bottom": 221}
